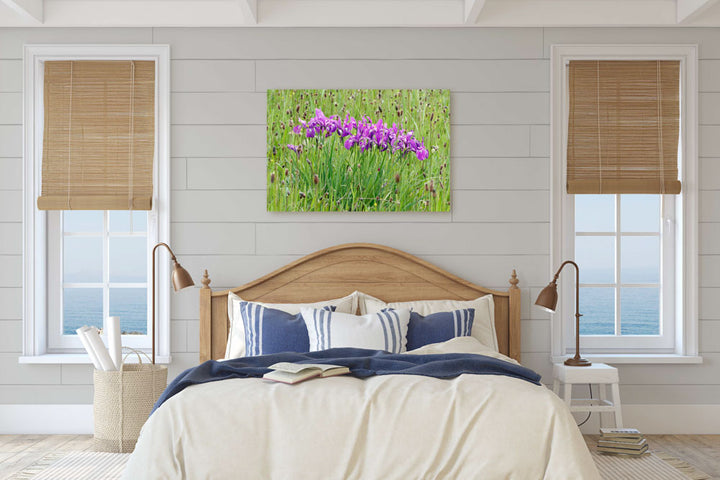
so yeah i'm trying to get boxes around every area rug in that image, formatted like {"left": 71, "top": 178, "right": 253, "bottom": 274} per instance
{"left": 9, "top": 449, "right": 712, "bottom": 480}
{"left": 8, "top": 451, "right": 130, "bottom": 480}
{"left": 592, "top": 450, "right": 711, "bottom": 480}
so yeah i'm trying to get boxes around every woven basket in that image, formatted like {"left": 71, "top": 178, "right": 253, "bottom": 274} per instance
{"left": 93, "top": 350, "right": 167, "bottom": 453}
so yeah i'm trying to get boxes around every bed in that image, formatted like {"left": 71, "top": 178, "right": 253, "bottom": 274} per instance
{"left": 124, "top": 243, "right": 600, "bottom": 479}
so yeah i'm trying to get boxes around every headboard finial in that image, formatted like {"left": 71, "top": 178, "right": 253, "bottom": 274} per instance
{"left": 201, "top": 269, "right": 211, "bottom": 290}
{"left": 509, "top": 269, "right": 519, "bottom": 289}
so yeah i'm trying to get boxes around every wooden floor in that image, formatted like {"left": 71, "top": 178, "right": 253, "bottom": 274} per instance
{"left": 0, "top": 434, "right": 718, "bottom": 479}
{"left": 0, "top": 434, "right": 94, "bottom": 479}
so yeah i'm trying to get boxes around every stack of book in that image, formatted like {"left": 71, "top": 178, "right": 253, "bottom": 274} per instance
{"left": 597, "top": 428, "right": 648, "bottom": 456}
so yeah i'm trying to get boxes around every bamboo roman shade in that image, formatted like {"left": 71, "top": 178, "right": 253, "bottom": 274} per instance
{"left": 37, "top": 60, "right": 155, "bottom": 210}
{"left": 566, "top": 60, "right": 681, "bottom": 195}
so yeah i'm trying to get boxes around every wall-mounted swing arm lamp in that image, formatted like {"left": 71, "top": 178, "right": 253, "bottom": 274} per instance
{"left": 535, "top": 260, "right": 591, "bottom": 367}
{"left": 152, "top": 242, "right": 194, "bottom": 364}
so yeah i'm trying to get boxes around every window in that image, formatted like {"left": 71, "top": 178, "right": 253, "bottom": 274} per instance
{"left": 22, "top": 45, "right": 170, "bottom": 363}
{"left": 573, "top": 194, "right": 674, "bottom": 350}
{"left": 550, "top": 45, "right": 699, "bottom": 361}
{"left": 47, "top": 211, "right": 150, "bottom": 351}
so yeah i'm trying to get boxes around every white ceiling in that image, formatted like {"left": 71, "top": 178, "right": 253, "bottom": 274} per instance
{"left": 1, "top": 0, "right": 720, "bottom": 27}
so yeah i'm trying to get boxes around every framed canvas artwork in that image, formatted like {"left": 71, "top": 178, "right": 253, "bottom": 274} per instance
{"left": 267, "top": 89, "right": 450, "bottom": 212}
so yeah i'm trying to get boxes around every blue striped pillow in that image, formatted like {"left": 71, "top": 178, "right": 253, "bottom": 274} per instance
{"left": 240, "top": 302, "right": 335, "bottom": 357}
{"left": 406, "top": 308, "right": 475, "bottom": 350}
{"left": 301, "top": 308, "right": 411, "bottom": 353}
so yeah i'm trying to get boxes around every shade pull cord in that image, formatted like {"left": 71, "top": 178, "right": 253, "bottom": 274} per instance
{"left": 66, "top": 62, "right": 74, "bottom": 210}
{"left": 595, "top": 61, "right": 603, "bottom": 194}
{"left": 657, "top": 61, "right": 666, "bottom": 195}
{"left": 128, "top": 61, "right": 136, "bottom": 211}
{"left": 567, "top": 63, "right": 574, "bottom": 193}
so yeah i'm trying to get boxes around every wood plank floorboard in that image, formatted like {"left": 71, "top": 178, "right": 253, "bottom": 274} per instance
{"left": 0, "top": 434, "right": 717, "bottom": 478}
{"left": 0, "top": 435, "right": 93, "bottom": 480}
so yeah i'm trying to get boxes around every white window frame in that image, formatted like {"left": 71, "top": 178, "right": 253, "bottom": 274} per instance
{"left": 47, "top": 210, "right": 151, "bottom": 351}
{"left": 571, "top": 194, "right": 674, "bottom": 351}
{"left": 550, "top": 44, "right": 700, "bottom": 364}
{"left": 21, "top": 44, "right": 171, "bottom": 364}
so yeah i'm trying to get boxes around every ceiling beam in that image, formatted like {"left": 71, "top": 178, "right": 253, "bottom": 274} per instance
{"left": 677, "top": 0, "right": 720, "bottom": 23}
{"left": 1, "top": 0, "right": 43, "bottom": 23}
{"left": 464, "top": 0, "right": 487, "bottom": 24}
{"left": 237, "top": 0, "right": 257, "bottom": 24}
{"left": 0, "top": 0, "right": 706, "bottom": 27}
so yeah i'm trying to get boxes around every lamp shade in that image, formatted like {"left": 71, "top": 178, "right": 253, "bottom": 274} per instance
{"left": 171, "top": 261, "right": 195, "bottom": 291}
{"left": 535, "top": 281, "right": 558, "bottom": 313}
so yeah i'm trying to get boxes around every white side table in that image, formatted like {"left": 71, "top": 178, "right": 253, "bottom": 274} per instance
{"left": 552, "top": 363, "right": 623, "bottom": 428}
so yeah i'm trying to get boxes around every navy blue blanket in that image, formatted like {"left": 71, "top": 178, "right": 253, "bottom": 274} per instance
{"left": 153, "top": 348, "right": 541, "bottom": 414}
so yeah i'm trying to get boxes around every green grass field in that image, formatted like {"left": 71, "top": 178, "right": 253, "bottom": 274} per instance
{"left": 267, "top": 89, "right": 450, "bottom": 212}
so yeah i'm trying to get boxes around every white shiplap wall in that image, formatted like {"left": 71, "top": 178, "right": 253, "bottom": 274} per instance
{"left": 0, "top": 27, "right": 718, "bottom": 409}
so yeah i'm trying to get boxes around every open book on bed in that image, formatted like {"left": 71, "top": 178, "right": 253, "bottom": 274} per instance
{"left": 263, "top": 362, "right": 350, "bottom": 385}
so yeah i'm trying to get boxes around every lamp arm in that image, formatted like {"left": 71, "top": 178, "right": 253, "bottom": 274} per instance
{"left": 552, "top": 259, "right": 579, "bottom": 281}
{"left": 152, "top": 242, "right": 177, "bottom": 262}
{"left": 552, "top": 260, "right": 581, "bottom": 320}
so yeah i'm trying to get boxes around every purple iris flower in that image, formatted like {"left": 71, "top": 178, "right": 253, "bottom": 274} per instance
{"left": 344, "top": 137, "right": 358, "bottom": 150}
{"left": 359, "top": 137, "right": 372, "bottom": 153}
{"left": 338, "top": 116, "right": 355, "bottom": 138}
{"left": 287, "top": 143, "right": 302, "bottom": 155}
{"left": 288, "top": 109, "right": 431, "bottom": 161}
{"left": 324, "top": 117, "right": 340, "bottom": 137}
{"left": 416, "top": 146, "right": 429, "bottom": 161}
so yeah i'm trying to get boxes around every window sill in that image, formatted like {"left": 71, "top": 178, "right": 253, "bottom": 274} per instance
{"left": 551, "top": 354, "right": 703, "bottom": 365}
{"left": 18, "top": 354, "right": 172, "bottom": 365}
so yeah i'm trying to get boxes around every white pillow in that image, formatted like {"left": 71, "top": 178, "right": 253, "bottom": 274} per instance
{"left": 225, "top": 291, "right": 358, "bottom": 359}
{"left": 405, "top": 337, "right": 519, "bottom": 366}
{"left": 301, "top": 308, "right": 411, "bottom": 353}
{"left": 358, "top": 292, "right": 498, "bottom": 352}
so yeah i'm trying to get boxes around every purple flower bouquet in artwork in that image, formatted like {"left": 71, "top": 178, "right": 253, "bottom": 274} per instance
{"left": 288, "top": 109, "right": 430, "bottom": 162}
{"left": 267, "top": 89, "right": 450, "bottom": 212}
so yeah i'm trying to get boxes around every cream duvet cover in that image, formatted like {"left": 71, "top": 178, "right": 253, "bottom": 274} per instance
{"left": 124, "top": 338, "right": 599, "bottom": 479}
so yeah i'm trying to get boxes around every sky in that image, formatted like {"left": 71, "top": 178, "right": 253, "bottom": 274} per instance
{"left": 575, "top": 194, "right": 660, "bottom": 285}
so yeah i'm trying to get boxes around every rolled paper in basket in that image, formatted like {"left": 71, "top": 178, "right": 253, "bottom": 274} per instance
{"left": 107, "top": 316, "right": 122, "bottom": 370}
{"left": 76, "top": 326, "right": 102, "bottom": 370}
{"left": 78, "top": 326, "right": 116, "bottom": 371}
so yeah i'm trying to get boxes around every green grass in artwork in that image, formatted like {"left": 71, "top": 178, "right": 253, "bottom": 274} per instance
{"left": 266, "top": 89, "right": 450, "bottom": 212}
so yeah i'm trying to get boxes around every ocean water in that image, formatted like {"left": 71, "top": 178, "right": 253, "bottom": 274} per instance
{"left": 63, "top": 288, "right": 147, "bottom": 335}
{"left": 579, "top": 287, "right": 660, "bottom": 335}
{"left": 62, "top": 283, "right": 660, "bottom": 338}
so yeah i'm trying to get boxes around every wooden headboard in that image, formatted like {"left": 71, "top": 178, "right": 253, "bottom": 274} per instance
{"left": 199, "top": 243, "right": 521, "bottom": 363}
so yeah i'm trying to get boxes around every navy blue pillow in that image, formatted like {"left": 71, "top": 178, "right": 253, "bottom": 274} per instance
{"left": 240, "top": 302, "right": 335, "bottom": 356}
{"left": 406, "top": 308, "right": 475, "bottom": 350}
